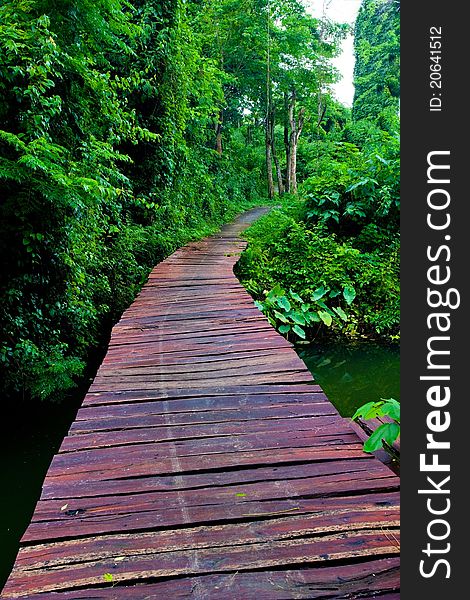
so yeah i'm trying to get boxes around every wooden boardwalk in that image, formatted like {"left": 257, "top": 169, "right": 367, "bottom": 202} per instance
{"left": 2, "top": 208, "right": 400, "bottom": 598}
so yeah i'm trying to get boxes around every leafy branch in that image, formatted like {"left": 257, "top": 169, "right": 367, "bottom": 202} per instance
{"left": 254, "top": 283, "right": 354, "bottom": 340}
{"left": 352, "top": 398, "right": 400, "bottom": 453}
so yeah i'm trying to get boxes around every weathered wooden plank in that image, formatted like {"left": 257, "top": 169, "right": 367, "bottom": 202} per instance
{"left": 86, "top": 381, "right": 315, "bottom": 396}
{"left": 99, "top": 357, "right": 303, "bottom": 373}
{"left": 102, "top": 336, "right": 291, "bottom": 355}
{"left": 94, "top": 347, "right": 294, "bottom": 370}
{"left": 99, "top": 351, "right": 297, "bottom": 372}
{"left": 25, "top": 487, "right": 399, "bottom": 542}
{"left": 44, "top": 446, "right": 368, "bottom": 488}
{"left": 63, "top": 415, "right": 345, "bottom": 451}
{"left": 108, "top": 326, "right": 276, "bottom": 347}
{"left": 69, "top": 403, "right": 336, "bottom": 437}
{"left": 109, "top": 322, "right": 274, "bottom": 340}
{"left": 76, "top": 392, "right": 329, "bottom": 421}
{"left": 40, "top": 457, "right": 384, "bottom": 500}
{"left": 93, "top": 361, "right": 309, "bottom": 382}
{"left": 82, "top": 387, "right": 324, "bottom": 409}
{"left": 88, "top": 371, "right": 314, "bottom": 393}
{"left": 47, "top": 430, "right": 363, "bottom": 479}
{"left": 113, "top": 300, "right": 258, "bottom": 317}
{"left": 31, "top": 476, "right": 399, "bottom": 529}
{"left": 17, "top": 509, "right": 400, "bottom": 568}
{"left": 107, "top": 309, "right": 272, "bottom": 334}
{"left": 7, "top": 558, "right": 399, "bottom": 599}
{"left": 97, "top": 354, "right": 306, "bottom": 377}
{"left": 6, "top": 530, "right": 400, "bottom": 596}
{"left": 15, "top": 558, "right": 399, "bottom": 599}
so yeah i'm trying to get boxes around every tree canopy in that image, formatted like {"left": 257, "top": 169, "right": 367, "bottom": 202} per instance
{"left": 353, "top": 0, "right": 400, "bottom": 126}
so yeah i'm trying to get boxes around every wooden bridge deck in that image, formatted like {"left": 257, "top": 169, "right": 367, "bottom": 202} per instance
{"left": 2, "top": 208, "right": 400, "bottom": 598}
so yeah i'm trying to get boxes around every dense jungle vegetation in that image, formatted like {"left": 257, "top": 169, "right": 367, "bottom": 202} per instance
{"left": 237, "top": 0, "right": 400, "bottom": 343}
{"left": 0, "top": 0, "right": 400, "bottom": 404}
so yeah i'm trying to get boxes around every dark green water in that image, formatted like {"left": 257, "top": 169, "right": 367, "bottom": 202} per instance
{"left": 298, "top": 340, "right": 400, "bottom": 417}
{"left": 0, "top": 386, "right": 91, "bottom": 590}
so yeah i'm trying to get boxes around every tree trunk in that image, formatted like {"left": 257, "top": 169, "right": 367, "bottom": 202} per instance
{"left": 284, "top": 92, "right": 291, "bottom": 192}
{"left": 288, "top": 90, "right": 297, "bottom": 194}
{"left": 317, "top": 95, "right": 327, "bottom": 129}
{"left": 287, "top": 89, "right": 305, "bottom": 195}
{"left": 288, "top": 138, "right": 297, "bottom": 194}
{"left": 265, "top": 4, "right": 274, "bottom": 200}
{"left": 270, "top": 112, "right": 284, "bottom": 195}
{"left": 215, "top": 109, "right": 223, "bottom": 155}
{"left": 272, "top": 146, "right": 284, "bottom": 195}
{"left": 266, "top": 113, "right": 275, "bottom": 199}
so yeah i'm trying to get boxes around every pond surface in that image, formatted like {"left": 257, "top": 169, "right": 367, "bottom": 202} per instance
{"left": 0, "top": 393, "right": 85, "bottom": 590}
{"left": 298, "top": 340, "right": 400, "bottom": 417}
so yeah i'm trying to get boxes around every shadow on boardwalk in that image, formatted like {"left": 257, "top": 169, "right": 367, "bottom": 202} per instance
{"left": 2, "top": 208, "right": 400, "bottom": 599}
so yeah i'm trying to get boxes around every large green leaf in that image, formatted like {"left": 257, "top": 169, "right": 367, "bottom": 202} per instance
{"left": 380, "top": 398, "right": 401, "bottom": 423}
{"left": 345, "top": 178, "right": 376, "bottom": 193}
{"left": 363, "top": 422, "right": 400, "bottom": 453}
{"left": 276, "top": 296, "right": 291, "bottom": 312}
{"left": 289, "top": 290, "right": 303, "bottom": 303}
{"left": 305, "top": 311, "right": 320, "bottom": 323}
{"left": 318, "top": 311, "right": 332, "bottom": 326}
{"left": 352, "top": 399, "right": 400, "bottom": 423}
{"left": 267, "top": 285, "right": 285, "bottom": 302}
{"left": 315, "top": 299, "right": 328, "bottom": 310}
{"left": 274, "top": 310, "right": 289, "bottom": 323}
{"left": 289, "top": 311, "right": 306, "bottom": 325}
{"left": 343, "top": 285, "right": 356, "bottom": 305}
{"left": 312, "top": 285, "right": 327, "bottom": 300}
{"left": 292, "top": 324, "right": 306, "bottom": 339}
{"left": 352, "top": 402, "right": 376, "bottom": 421}
{"left": 333, "top": 306, "right": 348, "bottom": 321}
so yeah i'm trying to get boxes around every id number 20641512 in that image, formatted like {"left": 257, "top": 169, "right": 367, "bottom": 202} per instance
{"left": 429, "top": 26, "right": 442, "bottom": 112}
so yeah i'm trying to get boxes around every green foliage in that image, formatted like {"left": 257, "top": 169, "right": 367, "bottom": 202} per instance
{"left": 0, "top": 0, "right": 266, "bottom": 402}
{"left": 301, "top": 129, "right": 399, "bottom": 239}
{"left": 237, "top": 2, "right": 400, "bottom": 344}
{"left": 236, "top": 200, "right": 399, "bottom": 340}
{"left": 353, "top": 0, "right": 400, "bottom": 127}
{"left": 254, "top": 284, "right": 350, "bottom": 340}
{"left": 352, "top": 398, "right": 400, "bottom": 453}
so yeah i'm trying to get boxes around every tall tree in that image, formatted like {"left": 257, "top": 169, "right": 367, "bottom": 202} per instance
{"left": 353, "top": 0, "right": 400, "bottom": 126}
{"left": 265, "top": 0, "right": 275, "bottom": 198}
{"left": 272, "top": 7, "right": 344, "bottom": 192}
{"left": 190, "top": 0, "right": 343, "bottom": 196}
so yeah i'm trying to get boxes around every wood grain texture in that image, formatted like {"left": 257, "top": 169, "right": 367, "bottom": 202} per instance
{"left": 2, "top": 208, "right": 400, "bottom": 598}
